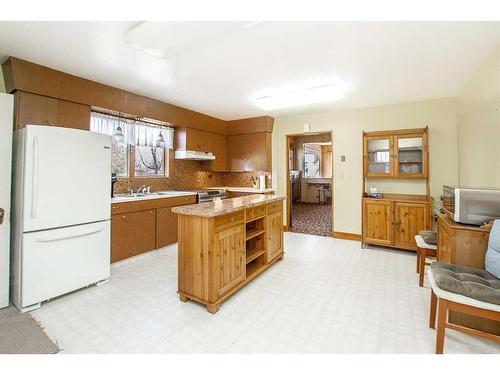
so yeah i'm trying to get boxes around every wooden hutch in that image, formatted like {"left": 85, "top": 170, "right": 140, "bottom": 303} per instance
{"left": 362, "top": 127, "right": 432, "bottom": 251}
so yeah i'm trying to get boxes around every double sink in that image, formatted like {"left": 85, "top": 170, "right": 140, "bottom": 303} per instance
{"left": 113, "top": 191, "right": 195, "bottom": 201}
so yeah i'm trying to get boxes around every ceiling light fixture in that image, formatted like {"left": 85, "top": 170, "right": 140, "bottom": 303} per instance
{"left": 253, "top": 84, "right": 345, "bottom": 110}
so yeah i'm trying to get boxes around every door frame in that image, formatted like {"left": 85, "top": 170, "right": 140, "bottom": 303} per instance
{"left": 285, "top": 130, "right": 334, "bottom": 235}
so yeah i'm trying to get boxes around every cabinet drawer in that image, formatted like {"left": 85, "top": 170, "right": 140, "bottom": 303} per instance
{"left": 245, "top": 205, "right": 267, "bottom": 221}
{"left": 214, "top": 211, "right": 244, "bottom": 232}
{"left": 267, "top": 201, "right": 282, "bottom": 214}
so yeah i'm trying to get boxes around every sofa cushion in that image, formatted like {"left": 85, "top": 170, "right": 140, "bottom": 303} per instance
{"left": 485, "top": 220, "right": 500, "bottom": 279}
{"left": 431, "top": 262, "right": 500, "bottom": 305}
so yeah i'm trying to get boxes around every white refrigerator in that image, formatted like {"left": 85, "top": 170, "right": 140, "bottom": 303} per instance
{"left": 0, "top": 94, "right": 14, "bottom": 309}
{"left": 11, "top": 125, "right": 112, "bottom": 312}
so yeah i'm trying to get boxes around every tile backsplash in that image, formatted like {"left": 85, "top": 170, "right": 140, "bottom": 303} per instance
{"left": 113, "top": 160, "right": 271, "bottom": 194}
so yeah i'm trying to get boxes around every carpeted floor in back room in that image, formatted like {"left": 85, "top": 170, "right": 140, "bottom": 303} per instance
{"left": 289, "top": 202, "right": 332, "bottom": 237}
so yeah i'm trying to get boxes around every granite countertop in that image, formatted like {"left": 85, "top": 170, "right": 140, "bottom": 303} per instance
{"left": 213, "top": 186, "right": 275, "bottom": 193}
{"left": 172, "top": 194, "right": 285, "bottom": 217}
{"left": 111, "top": 191, "right": 196, "bottom": 204}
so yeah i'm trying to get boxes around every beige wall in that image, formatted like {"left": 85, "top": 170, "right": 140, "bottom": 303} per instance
{"left": 457, "top": 46, "right": 500, "bottom": 188}
{"left": 272, "top": 97, "right": 459, "bottom": 234}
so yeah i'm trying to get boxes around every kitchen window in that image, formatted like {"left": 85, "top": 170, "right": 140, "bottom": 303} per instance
{"left": 90, "top": 111, "right": 174, "bottom": 178}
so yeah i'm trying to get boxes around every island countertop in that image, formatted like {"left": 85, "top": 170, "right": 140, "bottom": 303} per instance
{"left": 172, "top": 194, "right": 285, "bottom": 217}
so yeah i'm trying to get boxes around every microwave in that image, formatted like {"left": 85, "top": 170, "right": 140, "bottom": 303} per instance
{"left": 442, "top": 185, "right": 500, "bottom": 225}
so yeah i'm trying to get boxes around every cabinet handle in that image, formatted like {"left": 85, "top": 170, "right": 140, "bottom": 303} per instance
{"left": 150, "top": 211, "right": 155, "bottom": 216}
{"left": 112, "top": 205, "right": 120, "bottom": 209}
{"left": 122, "top": 215, "right": 128, "bottom": 221}
{"left": 157, "top": 211, "right": 161, "bottom": 217}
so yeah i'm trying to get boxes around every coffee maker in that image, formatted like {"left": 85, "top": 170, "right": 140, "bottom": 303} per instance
{"left": 111, "top": 173, "right": 118, "bottom": 197}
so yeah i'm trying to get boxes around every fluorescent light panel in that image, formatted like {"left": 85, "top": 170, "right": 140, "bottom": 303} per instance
{"left": 253, "top": 84, "right": 344, "bottom": 110}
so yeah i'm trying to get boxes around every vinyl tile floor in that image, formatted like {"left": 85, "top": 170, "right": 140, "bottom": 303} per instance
{"left": 30, "top": 232, "right": 500, "bottom": 354}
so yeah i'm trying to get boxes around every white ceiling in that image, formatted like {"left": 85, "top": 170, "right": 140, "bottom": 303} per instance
{"left": 0, "top": 21, "right": 498, "bottom": 120}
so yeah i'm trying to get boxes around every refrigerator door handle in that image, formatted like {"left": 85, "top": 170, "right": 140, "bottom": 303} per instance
{"left": 34, "top": 226, "right": 105, "bottom": 243}
{"left": 31, "top": 136, "right": 39, "bottom": 219}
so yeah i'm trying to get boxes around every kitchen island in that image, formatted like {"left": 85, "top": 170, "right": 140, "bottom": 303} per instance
{"left": 172, "top": 194, "right": 285, "bottom": 313}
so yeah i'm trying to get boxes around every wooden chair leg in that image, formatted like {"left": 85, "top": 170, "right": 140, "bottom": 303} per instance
{"left": 435, "top": 299, "right": 448, "bottom": 354}
{"left": 419, "top": 250, "right": 427, "bottom": 287}
{"left": 416, "top": 249, "right": 420, "bottom": 273}
{"left": 429, "top": 290, "right": 437, "bottom": 329}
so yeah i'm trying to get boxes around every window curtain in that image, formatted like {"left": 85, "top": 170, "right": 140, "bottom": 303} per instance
{"left": 90, "top": 112, "right": 175, "bottom": 148}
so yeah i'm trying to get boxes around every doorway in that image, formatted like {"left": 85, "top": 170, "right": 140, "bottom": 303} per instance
{"left": 286, "top": 132, "right": 333, "bottom": 237}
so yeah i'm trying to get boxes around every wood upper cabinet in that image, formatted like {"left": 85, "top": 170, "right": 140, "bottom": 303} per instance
{"left": 56, "top": 99, "right": 91, "bottom": 130}
{"left": 213, "top": 224, "right": 246, "bottom": 296}
{"left": 364, "top": 135, "right": 393, "bottom": 178}
{"left": 227, "top": 132, "right": 272, "bottom": 172}
{"left": 175, "top": 127, "right": 227, "bottom": 171}
{"left": 111, "top": 209, "right": 156, "bottom": 263}
{"left": 15, "top": 91, "right": 91, "bottom": 130}
{"left": 362, "top": 199, "right": 393, "bottom": 246}
{"left": 363, "top": 128, "right": 428, "bottom": 179}
{"left": 267, "top": 208, "right": 284, "bottom": 261}
{"left": 156, "top": 207, "right": 178, "bottom": 248}
{"left": 394, "top": 132, "right": 428, "bottom": 178}
{"left": 362, "top": 196, "right": 431, "bottom": 251}
{"left": 393, "top": 201, "right": 429, "bottom": 250}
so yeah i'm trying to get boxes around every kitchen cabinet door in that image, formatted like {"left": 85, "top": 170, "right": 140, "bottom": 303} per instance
{"left": 393, "top": 202, "right": 429, "bottom": 250}
{"left": 363, "top": 135, "right": 394, "bottom": 177}
{"left": 111, "top": 210, "right": 156, "bottom": 262}
{"left": 57, "top": 99, "right": 91, "bottom": 130}
{"left": 227, "top": 132, "right": 271, "bottom": 171}
{"left": 212, "top": 224, "right": 245, "bottom": 297}
{"left": 209, "top": 132, "right": 227, "bottom": 171}
{"left": 15, "top": 91, "right": 58, "bottom": 130}
{"left": 394, "top": 133, "right": 428, "bottom": 179}
{"left": 362, "top": 199, "right": 393, "bottom": 246}
{"left": 156, "top": 207, "right": 178, "bottom": 248}
{"left": 266, "top": 209, "right": 284, "bottom": 262}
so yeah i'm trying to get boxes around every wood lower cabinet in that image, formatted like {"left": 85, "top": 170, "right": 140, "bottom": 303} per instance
{"left": 362, "top": 195, "right": 431, "bottom": 251}
{"left": 363, "top": 200, "right": 393, "bottom": 247}
{"left": 393, "top": 201, "right": 430, "bottom": 250}
{"left": 111, "top": 210, "right": 156, "bottom": 262}
{"left": 213, "top": 224, "right": 246, "bottom": 296}
{"left": 156, "top": 207, "right": 178, "bottom": 248}
{"left": 177, "top": 198, "right": 285, "bottom": 313}
{"left": 267, "top": 209, "right": 284, "bottom": 261}
{"left": 111, "top": 195, "right": 197, "bottom": 263}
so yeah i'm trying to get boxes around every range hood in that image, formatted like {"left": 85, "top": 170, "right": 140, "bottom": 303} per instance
{"left": 175, "top": 150, "right": 216, "bottom": 161}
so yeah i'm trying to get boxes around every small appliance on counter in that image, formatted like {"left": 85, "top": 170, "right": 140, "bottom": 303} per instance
{"left": 111, "top": 173, "right": 118, "bottom": 198}
{"left": 441, "top": 185, "right": 500, "bottom": 225}
{"left": 366, "top": 187, "right": 383, "bottom": 199}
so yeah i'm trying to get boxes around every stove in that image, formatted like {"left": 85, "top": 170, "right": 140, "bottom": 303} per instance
{"left": 196, "top": 189, "right": 226, "bottom": 203}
